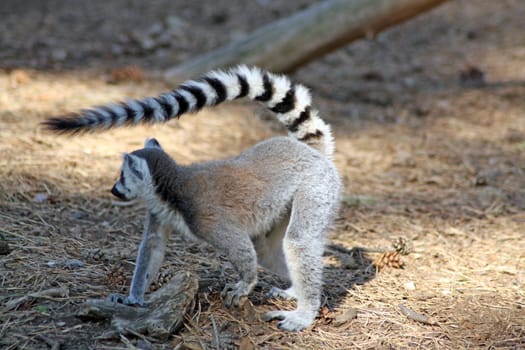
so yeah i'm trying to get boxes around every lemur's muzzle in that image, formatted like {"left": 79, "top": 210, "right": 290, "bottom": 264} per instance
{"left": 111, "top": 184, "right": 127, "bottom": 200}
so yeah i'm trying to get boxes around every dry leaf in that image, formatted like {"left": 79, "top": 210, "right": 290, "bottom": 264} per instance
{"left": 238, "top": 336, "right": 254, "bottom": 350}
{"left": 334, "top": 307, "right": 358, "bottom": 326}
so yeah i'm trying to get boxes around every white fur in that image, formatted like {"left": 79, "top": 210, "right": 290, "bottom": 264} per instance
{"left": 144, "top": 138, "right": 161, "bottom": 149}
{"left": 277, "top": 85, "right": 312, "bottom": 125}
{"left": 125, "top": 100, "right": 145, "bottom": 124}
{"left": 184, "top": 81, "right": 218, "bottom": 106}
{"left": 143, "top": 97, "right": 166, "bottom": 122}
{"left": 159, "top": 93, "right": 179, "bottom": 117}
{"left": 178, "top": 89, "right": 197, "bottom": 111}
{"left": 92, "top": 109, "right": 113, "bottom": 129}
{"left": 237, "top": 66, "right": 264, "bottom": 99}
{"left": 266, "top": 73, "right": 291, "bottom": 108}
{"left": 275, "top": 107, "right": 333, "bottom": 158}
{"left": 106, "top": 104, "right": 128, "bottom": 127}
{"left": 207, "top": 70, "right": 241, "bottom": 100}
{"left": 147, "top": 199, "right": 195, "bottom": 240}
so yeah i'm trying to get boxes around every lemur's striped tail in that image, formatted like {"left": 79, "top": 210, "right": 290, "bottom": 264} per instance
{"left": 43, "top": 65, "right": 334, "bottom": 157}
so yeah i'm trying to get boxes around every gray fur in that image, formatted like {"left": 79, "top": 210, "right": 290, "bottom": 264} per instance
{"left": 109, "top": 136, "right": 341, "bottom": 332}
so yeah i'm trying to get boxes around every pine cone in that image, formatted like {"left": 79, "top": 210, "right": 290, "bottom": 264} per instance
{"left": 373, "top": 251, "right": 404, "bottom": 269}
{"left": 84, "top": 248, "right": 105, "bottom": 262}
{"left": 106, "top": 265, "right": 129, "bottom": 288}
{"left": 391, "top": 237, "right": 413, "bottom": 256}
{"left": 149, "top": 269, "right": 175, "bottom": 292}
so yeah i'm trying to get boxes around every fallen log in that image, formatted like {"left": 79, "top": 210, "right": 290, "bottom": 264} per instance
{"left": 165, "top": 0, "right": 449, "bottom": 82}
{"left": 77, "top": 271, "right": 198, "bottom": 340}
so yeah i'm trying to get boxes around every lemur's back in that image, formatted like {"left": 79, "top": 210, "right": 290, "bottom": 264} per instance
{"left": 233, "top": 136, "right": 336, "bottom": 193}
{"left": 179, "top": 136, "right": 338, "bottom": 238}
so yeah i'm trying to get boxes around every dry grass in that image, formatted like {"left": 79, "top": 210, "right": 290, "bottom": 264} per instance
{"left": 1, "top": 0, "right": 525, "bottom": 349}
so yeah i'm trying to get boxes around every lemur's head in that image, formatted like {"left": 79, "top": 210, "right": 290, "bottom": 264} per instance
{"left": 111, "top": 138, "right": 163, "bottom": 201}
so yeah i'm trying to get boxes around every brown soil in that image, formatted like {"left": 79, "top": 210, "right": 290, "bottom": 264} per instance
{"left": 1, "top": 0, "right": 524, "bottom": 349}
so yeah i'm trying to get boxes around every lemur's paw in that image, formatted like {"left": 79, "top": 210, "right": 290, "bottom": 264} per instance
{"left": 267, "top": 286, "right": 297, "bottom": 300}
{"left": 107, "top": 293, "right": 146, "bottom": 307}
{"left": 221, "top": 281, "right": 252, "bottom": 307}
{"left": 264, "top": 310, "right": 315, "bottom": 332}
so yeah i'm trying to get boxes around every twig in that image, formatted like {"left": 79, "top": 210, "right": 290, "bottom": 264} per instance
{"left": 183, "top": 322, "right": 208, "bottom": 350}
{"left": 210, "top": 315, "right": 220, "bottom": 350}
{"left": 35, "top": 213, "right": 55, "bottom": 230}
{"left": 5, "top": 286, "right": 69, "bottom": 311}
{"left": 60, "top": 324, "right": 84, "bottom": 333}
{"left": 327, "top": 244, "right": 388, "bottom": 255}
{"left": 0, "top": 316, "right": 12, "bottom": 339}
{"left": 0, "top": 228, "right": 38, "bottom": 244}
{"left": 124, "top": 327, "right": 157, "bottom": 344}
{"left": 120, "top": 334, "right": 140, "bottom": 350}
{"left": 0, "top": 213, "right": 50, "bottom": 227}
{"left": 35, "top": 335, "right": 61, "bottom": 350}
{"left": 399, "top": 304, "right": 437, "bottom": 325}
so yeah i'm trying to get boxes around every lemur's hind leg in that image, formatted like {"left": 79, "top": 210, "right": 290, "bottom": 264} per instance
{"left": 252, "top": 211, "right": 299, "bottom": 300}
{"left": 108, "top": 211, "right": 168, "bottom": 306}
{"left": 253, "top": 211, "right": 291, "bottom": 280}
{"left": 264, "top": 187, "right": 338, "bottom": 332}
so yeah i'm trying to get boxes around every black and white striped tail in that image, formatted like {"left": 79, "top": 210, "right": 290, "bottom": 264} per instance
{"left": 43, "top": 65, "right": 334, "bottom": 157}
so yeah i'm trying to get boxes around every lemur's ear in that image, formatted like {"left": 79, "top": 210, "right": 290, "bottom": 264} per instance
{"left": 123, "top": 153, "right": 144, "bottom": 180}
{"left": 144, "top": 137, "right": 163, "bottom": 149}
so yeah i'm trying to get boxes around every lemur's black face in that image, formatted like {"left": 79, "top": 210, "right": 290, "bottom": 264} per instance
{"left": 111, "top": 182, "right": 128, "bottom": 200}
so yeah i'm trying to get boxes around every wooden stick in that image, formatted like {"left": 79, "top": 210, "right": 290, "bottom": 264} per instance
{"left": 165, "top": 0, "right": 449, "bottom": 82}
{"left": 5, "top": 286, "right": 68, "bottom": 311}
{"left": 399, "top": 304, "right": 437, "bottom": 325}
{"left": 77, "top": 271, "right": 198, "bottom": 340}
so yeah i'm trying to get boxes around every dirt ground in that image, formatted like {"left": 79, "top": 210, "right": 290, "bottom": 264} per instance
{"left": 1, "top": 0, "right": 524, "bottom": 349}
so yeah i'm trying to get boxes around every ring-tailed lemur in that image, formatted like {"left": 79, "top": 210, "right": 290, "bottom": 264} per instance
{"left": 45, "top": 66, "right": 341, "bottom": 332}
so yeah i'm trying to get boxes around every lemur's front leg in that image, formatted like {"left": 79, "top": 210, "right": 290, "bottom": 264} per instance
{"left": 209, "top": 229, "right": 258, "bottom": 307}
{"left": 108, "top": 211, "right": 167, "bottom": 306}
